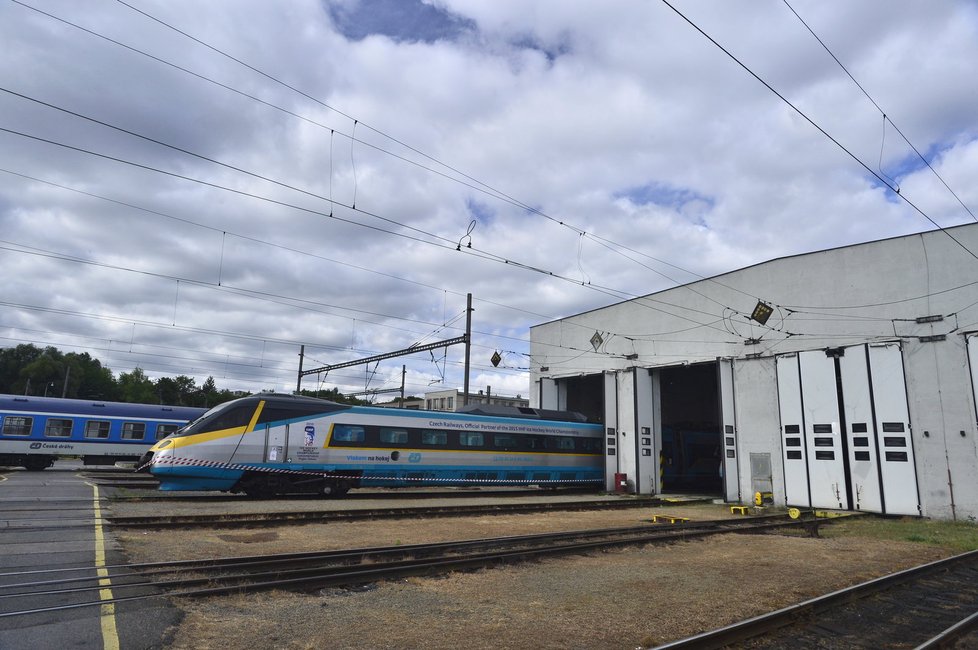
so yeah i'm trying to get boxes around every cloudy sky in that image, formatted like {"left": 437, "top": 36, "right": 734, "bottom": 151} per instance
{"left": 1, "top": 0, "right": 976, "bottom": 400}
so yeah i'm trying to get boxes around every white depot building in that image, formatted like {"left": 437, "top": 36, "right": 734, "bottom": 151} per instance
{"left": 529, "top": 224, "right": 978, "bottom": 521}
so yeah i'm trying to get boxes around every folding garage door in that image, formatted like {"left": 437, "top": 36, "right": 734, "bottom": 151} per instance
{"left": 718, "top": 359, "right": 740, "bottom": 502}
{"left": 776, "top": 344, "right": 919, "bottom": 515}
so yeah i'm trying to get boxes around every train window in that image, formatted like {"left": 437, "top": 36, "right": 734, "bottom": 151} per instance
{"left": 2, "top": 416, "right": 33, "bottom": 436}
{"left": 459, "top": 432, "right": 484, "bottom": 447}
{"left": 206, "top": 405, "right": 254, "bottom": 431}
{"left": 121, "top": 422, "right": 146, "bottom": 440}
{"left": 45, "top": 418, "right": 73, "bottom": 438}
{"left": 555, "top": 437, "right": 576, "bottom": 451}
{"left": 493, "top": 434, "right": 518, "bottom": 449}
{"left": 258, "top": 403, "right": 341, "bottom": 425}
{"left": 156, "top": 424, "right": 180, "bottom": 440}
{"left": 379, "top": 428, "right": 409, "bottom": 444}
{"left": 582, "top": 438, "right": 602, "bottom": 454}
{"left": 175, "top": 401, "right": 255, "bottom": 438}
{"left": 85, "top": 421, "right": 111, "bottom": 439}
{"left": 333, "top": 425, "right": 365, "bottom": 443}
{"left": 421, "top": 430, "right": 448, "bottom": 446}
{"left": 525, "top": 437, "right": 548, "bottom": 450}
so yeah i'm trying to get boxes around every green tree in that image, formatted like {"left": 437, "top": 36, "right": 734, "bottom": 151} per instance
{"left": 0, "top": 344, "right": 44, "bottom": 393}
{"left": 19, "top": 347, "right": 65, "bottom": 397}
{"left": 117, "top": 367, "right": 156, "bottom": 404}
{"left": 156, "top": 375, "right": 198, "bottom": 405}
{"left": 185, "top": 376, "right": 217, "bottom": 408}
{"left": 64, "top": 352, "right": 118, "bottom": 400}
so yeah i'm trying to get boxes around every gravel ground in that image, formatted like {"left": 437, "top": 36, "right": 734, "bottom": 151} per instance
{"left": 110, "top": 498, "right": 953, "bottom": 649}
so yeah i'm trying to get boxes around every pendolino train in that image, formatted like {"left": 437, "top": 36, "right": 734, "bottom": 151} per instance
{"left": 0, "top": 394, "right": 206, "bottom": 471}
{"left": 142, "top": 393, "right": 604, "bottom": 497}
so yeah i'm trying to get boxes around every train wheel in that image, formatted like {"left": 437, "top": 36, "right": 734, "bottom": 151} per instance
{"left": 238, "top": 474, "right": 284, "bottom": 499}
{"left": 321, "top": 480, "right": 350, "bottom": 498}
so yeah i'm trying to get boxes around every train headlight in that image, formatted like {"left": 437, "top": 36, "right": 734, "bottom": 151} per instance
{"left": 149, "top": 439, "right": 174, "bottom": 452}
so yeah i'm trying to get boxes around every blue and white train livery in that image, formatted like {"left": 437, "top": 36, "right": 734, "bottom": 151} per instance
{"left": 0, "top": 394, "right": 206, "bottom": 471}
{"left": 143, "top": 393, "right": 604, "bottom": 497}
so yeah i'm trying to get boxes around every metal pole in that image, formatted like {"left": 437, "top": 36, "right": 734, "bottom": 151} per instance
{"left": 400, "top": 365, "right": 406, "bottom": 408}
{"left": 463, "top": 293, "right": 472, "bottom": 406}
{"left": 296, "top": 345, "right": 305, "bottom": 393}
{"left": 62, "top": 366, "right": 70, "bottom": 398}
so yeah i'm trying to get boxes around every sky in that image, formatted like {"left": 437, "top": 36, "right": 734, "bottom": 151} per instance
{"left": 1, "top": 0, "right": 976, "bottom": 401}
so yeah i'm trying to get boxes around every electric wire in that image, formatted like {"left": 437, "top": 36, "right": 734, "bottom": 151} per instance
{"left": 5, "top": 1, "right": 973, "bottom": 386}
{"left": 658, "top": 0, "right": 978, "bottom": 263}
{"left": 50, "top": 0, "right": 786, "bottom": 318}
{"left": 782, "top": 0, "right": 978, "bottom": 224}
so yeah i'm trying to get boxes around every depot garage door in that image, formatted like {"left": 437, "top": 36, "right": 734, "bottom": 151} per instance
{"left": 776, "top": 343, "right": 919, "bottom": 515}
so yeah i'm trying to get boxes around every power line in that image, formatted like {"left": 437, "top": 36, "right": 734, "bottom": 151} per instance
{"left": 0, "top": 122, "right": 761, "bottom": 340}
{"left": 21, "top": 0, "right": 787, "bottom": 328}
{"left": 658, "top": 0, "right": 978, "bottom": 264}
{"left": 782, "top": 0, "right": 978, "bottom": 225}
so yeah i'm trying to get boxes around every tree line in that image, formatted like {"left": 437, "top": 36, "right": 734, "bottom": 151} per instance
{"left": 0, "top": 344, "right": 368, "bottom": 407}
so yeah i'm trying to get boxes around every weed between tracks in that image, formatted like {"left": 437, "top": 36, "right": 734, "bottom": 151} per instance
{"left": 821, "top": 516, "right": 978, "bottom": 552}
{"left": 121, "top": 505, "right": 978, "bottom": 649}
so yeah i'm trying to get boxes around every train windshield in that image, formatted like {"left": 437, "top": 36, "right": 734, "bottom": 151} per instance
{"left": 171, "top": 399, "right": 255, "bottom": 438}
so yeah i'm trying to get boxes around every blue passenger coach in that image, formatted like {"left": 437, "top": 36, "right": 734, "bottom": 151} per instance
{"left": 0, "top": 394, "right": 205, "bottom": 470}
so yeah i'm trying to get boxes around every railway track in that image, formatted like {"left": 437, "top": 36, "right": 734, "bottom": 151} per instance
{"left": 0, "top": 513, "right": 820, "bottom": 620}
{"left": 105, "top": 497, "right": 671, "bottom": 529}
{"left": 654, "top": 548, "right": 978, "bottom": 649}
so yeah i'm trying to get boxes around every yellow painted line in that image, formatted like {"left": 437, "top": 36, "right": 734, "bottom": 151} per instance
{"left": 91, "top": 485, "right": 120, "bottom": 650}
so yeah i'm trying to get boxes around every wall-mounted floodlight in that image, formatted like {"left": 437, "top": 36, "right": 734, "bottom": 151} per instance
{"left": 750, "top": 301, "right": 773, "bottom": 325}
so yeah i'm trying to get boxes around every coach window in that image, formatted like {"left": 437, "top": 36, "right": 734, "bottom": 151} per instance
{"left": 459, "top": 431, "right": 484, "bottom": 447}
{"left": 525, "top": 437, "right": 548, "bottom": 451}
{"left": 333, "top": 425, "right": 365, "bottom": 443}
{"left": 494, "top": 434, "right": 518, "bottom": 450}
{"left": 156, "top": 424, "right": 179, "bottom": 440}
{"left": 379, "top": 428, "right": 409, "bottom": 444}
{"left": 85, "top": 420, "right": 111, "bottom": 439}
{"left": 2, "top": 416, "right": 33, "bottom": 436}
{"left": 122, "top": 422, "right": 146, "bottom": 440}
{"left": 421, "top": 430, "right": 448, "bottom": 446}
{"left": 581, "top": 438, "right": 602, "bottom": 454}
{"left": 556, "top": 437, "right": 576, "bottom": 451}
{"left": 45, "top": 418, "right": 73, "bottom": 438}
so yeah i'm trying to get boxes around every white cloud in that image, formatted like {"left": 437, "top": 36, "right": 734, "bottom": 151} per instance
{"left": 1, "top": 0, "right": 976, "bottom": 399}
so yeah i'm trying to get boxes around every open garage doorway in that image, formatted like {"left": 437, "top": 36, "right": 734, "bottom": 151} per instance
{"left": 658, "top": 363, "right": 723, "bottom": 494}
{"left": 564, "top": 374, "right": 604, "bottom": 423}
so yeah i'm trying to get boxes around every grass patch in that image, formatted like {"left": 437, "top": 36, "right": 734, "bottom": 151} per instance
{"left": 821, "top": 515, "right": 978, "bottom": 552}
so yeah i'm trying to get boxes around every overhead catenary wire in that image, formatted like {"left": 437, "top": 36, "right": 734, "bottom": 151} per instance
{"left": 17, "top": 0, "right": 787, "bottom": 321}
{"left": 0, "top": 121, "right": 765, "bottom": 341}
{"left": 782, "top": 0, "right": 978, "bottom": 224}
{"left": 658, "top": 0, "right": 978, "bottom": 264}
{"left": 4, "top": 1, "right": 973, "bottom": 391}
{"left": 5, "top": 0, "right": 896, "bottom": 344}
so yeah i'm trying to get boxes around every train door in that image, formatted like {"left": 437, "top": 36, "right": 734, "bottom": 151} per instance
{"left": 776, "top": 353, "right": 811, "bottom": 507}
{"left": 264, "top": 423, "right": 288, "bottom": 463}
